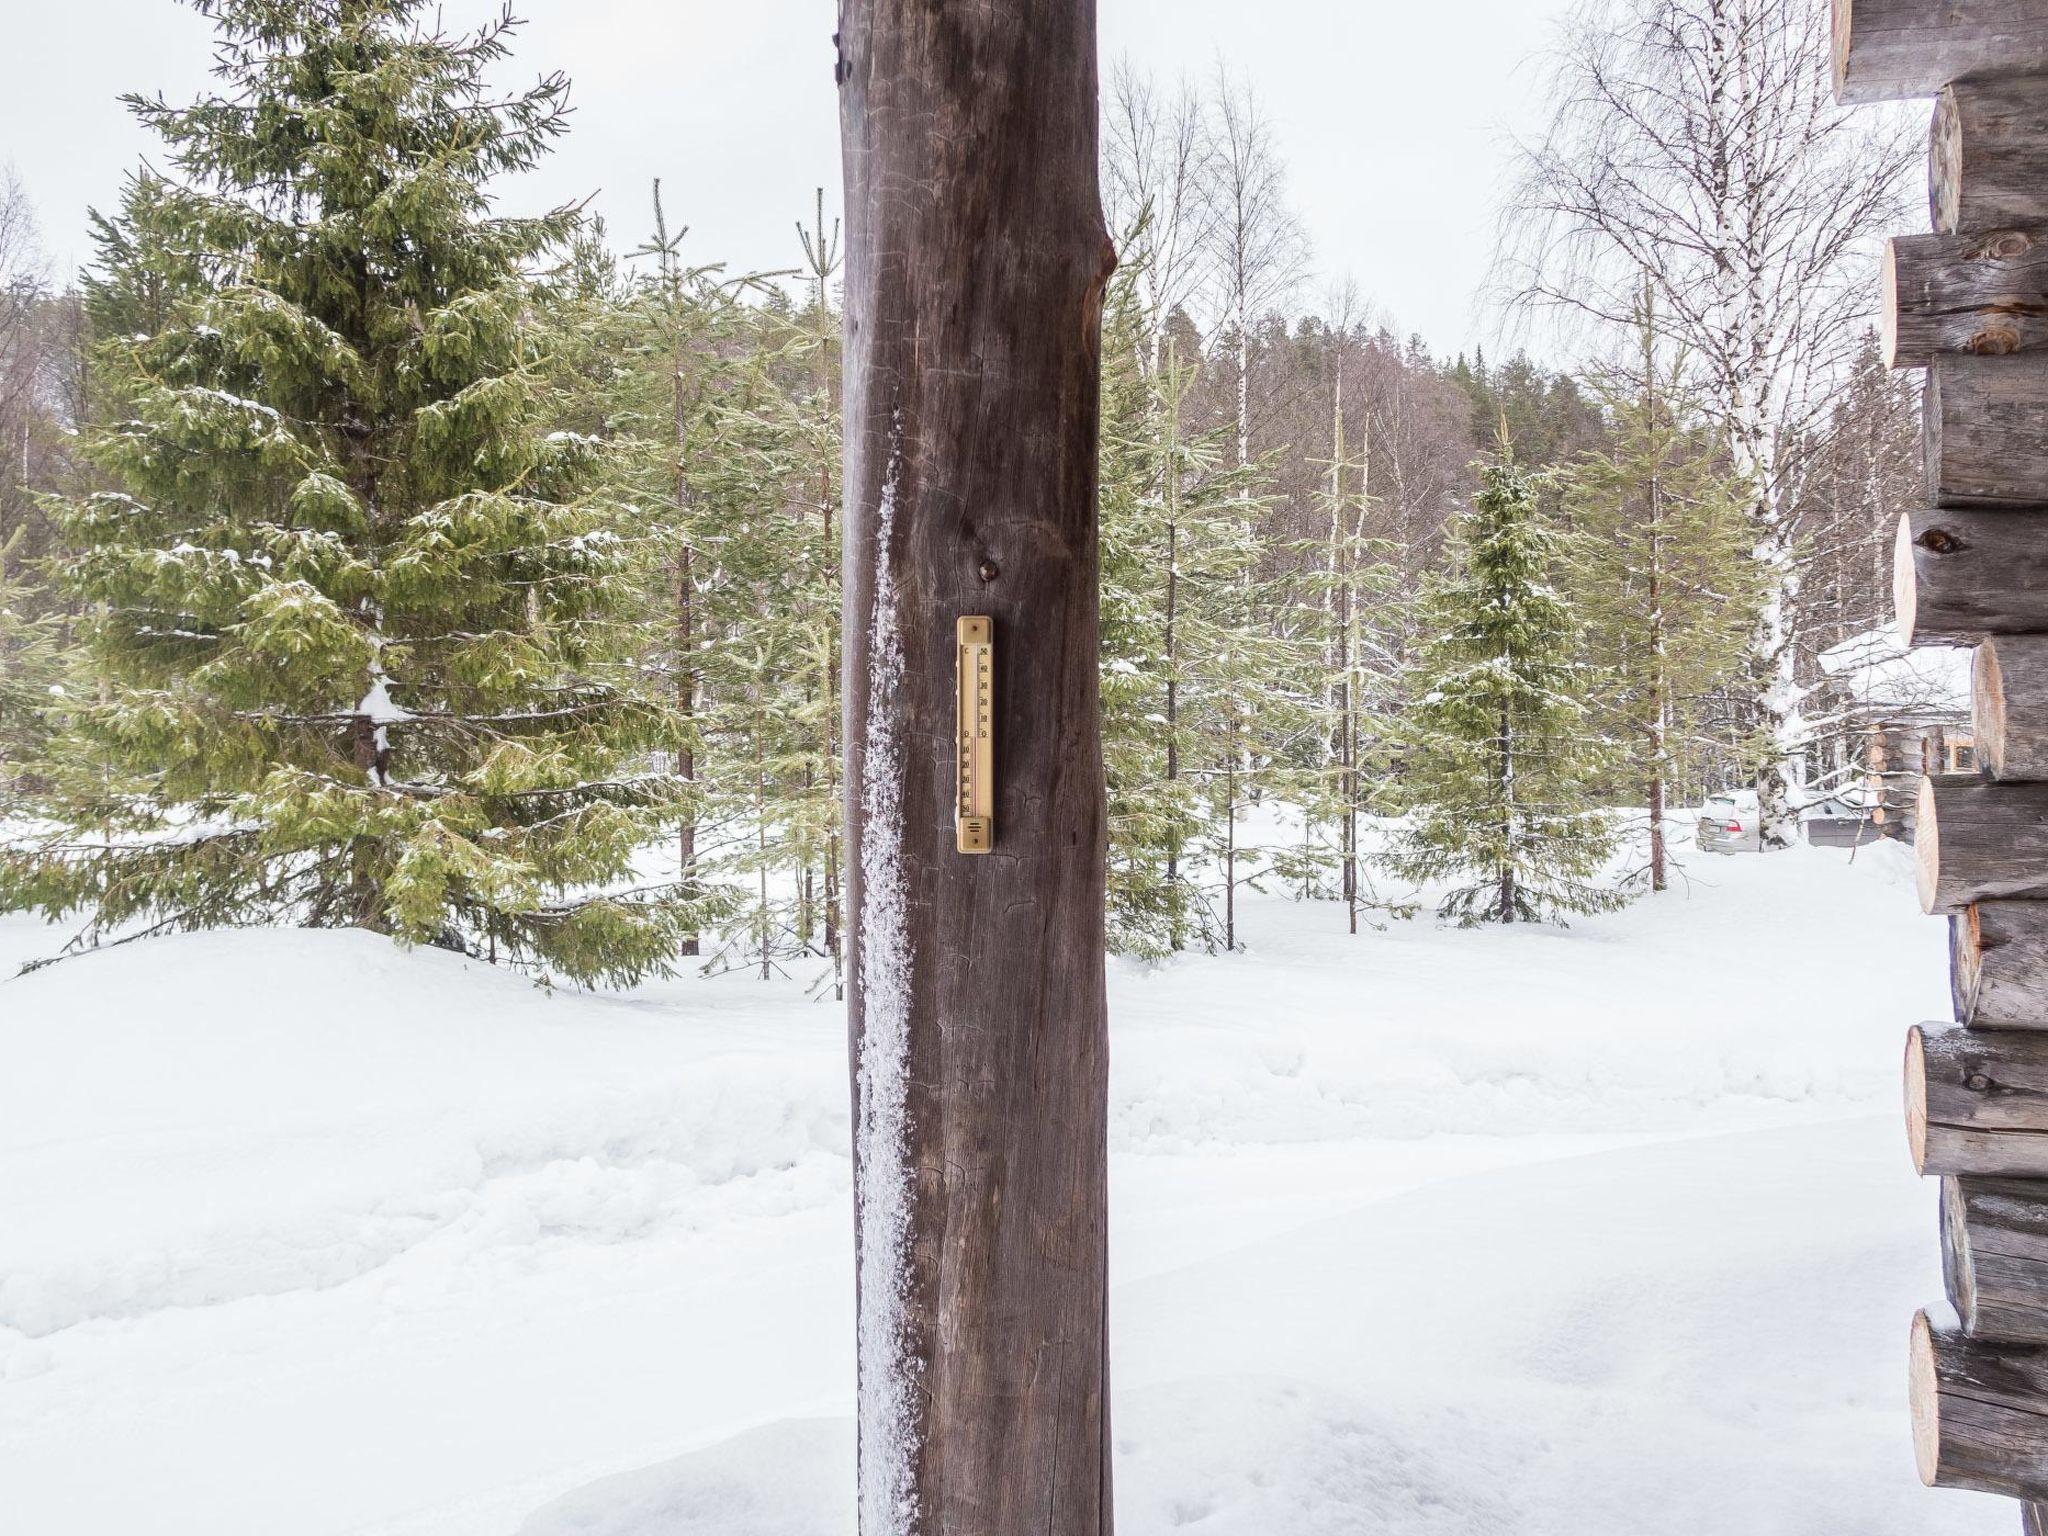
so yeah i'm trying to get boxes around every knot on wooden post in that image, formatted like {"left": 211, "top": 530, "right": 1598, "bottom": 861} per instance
{"left": 1920, "top": 526, "right": 1966, "bottom": 555}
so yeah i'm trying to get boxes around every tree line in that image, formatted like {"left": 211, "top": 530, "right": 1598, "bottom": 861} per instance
{"left": 0, "top": 0, "right": 1917, "bottom": 985}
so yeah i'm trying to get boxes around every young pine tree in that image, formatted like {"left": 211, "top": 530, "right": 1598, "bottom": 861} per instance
{"left": 1391, "top": 457, "right": 1624, "bottom": 925}
{"left": 1098, "top": 266, "right": 1203, "bottom": 957}
{"left": 1296, "top": 378, "right": 1402, "bottom": 934}
{"left": 1, "top": 0, "right": 686, "bottom": 984}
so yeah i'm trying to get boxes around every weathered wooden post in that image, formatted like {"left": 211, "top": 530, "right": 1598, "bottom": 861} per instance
{"left": 836, "top": 1, "right": 1115, "bottom": 1531}
{"left": 1839, "top": 2, "right": 2048, "bottom": 1524}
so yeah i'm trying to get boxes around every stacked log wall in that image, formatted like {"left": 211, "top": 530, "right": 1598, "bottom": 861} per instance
{"left": 1840, "top": 3, "right": 2048, "bottom": 1520}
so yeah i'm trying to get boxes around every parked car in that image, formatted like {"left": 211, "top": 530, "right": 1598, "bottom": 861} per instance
{"left": 1802, "top": 792, "right": 1888, "bottom": 848}
{"left": 1696, "top": 790, "right": 1762, "bottom": 853}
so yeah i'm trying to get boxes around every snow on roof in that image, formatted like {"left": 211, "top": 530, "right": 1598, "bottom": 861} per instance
{"left": 1817, "top": 627, "right": 1971, "bottom": 716}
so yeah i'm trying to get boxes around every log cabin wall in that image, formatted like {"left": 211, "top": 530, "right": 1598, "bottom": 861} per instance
{"left": 1838, "top": 2, "right": 2048, "bottom": 1521}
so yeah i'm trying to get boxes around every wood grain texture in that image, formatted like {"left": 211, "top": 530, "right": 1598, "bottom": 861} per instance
{"left": 1917, "top": 776, "right": 2048, "bottom": 913}
{"left": 1944, "top": 1174, "right": 2048, "bottom": 1339}
{"left": 1895, "top": 507, "right": 2048, "bottom": 645}
{"left": 1908, "top": 1020, "right": 2048, "bottom": 1174}
{"left": 1912, "top": 1306, "right": 2048, "bottom": 1497}
{"left": 1926, "top": 357, "right": 2048, "bottom": 507}
{"left": 1956, "top": 901, "right": 2048, "bottom": 1026}
{"left": 1933, "top": 81, "right": 2048, "bottom": 233}
{"left": 1836, "top": 0, "right": 2048, "bottom": 104}
{"left": 1885, "top": 229, "right": 2048, "bottom": 365}
{"left": 1922, "top": 779, "right": 2048, "bottom": 915}
{"left": 2027, "top": 1500, "right": 2048, "bottom": 1536}
{"left": 837, "top": 1, "right": 1115, "bottom": 1531}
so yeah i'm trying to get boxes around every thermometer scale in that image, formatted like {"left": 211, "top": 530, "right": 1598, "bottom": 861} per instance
{"left": 955, "top": 616, "right": 994, "bottom": 853}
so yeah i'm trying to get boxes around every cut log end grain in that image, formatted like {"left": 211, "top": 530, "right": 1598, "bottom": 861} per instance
{"left": 1908, "top": 1023, "right": 1933, "bottom": 1172}
{"left": 1881, "top": 238, "right": 1901, "bottom": 366}
{"left": 1917, "top": 777, "right": 1941, "bottom": 912}
{"left": 1980, "top": 641, "right": 2011, "bottom": 777}
{"left": 1909, "top": 1306, "right": 2048, "bottom": 1498}
{"left": 1933, "top": 87, "right": 1963, "bottom": 233}
{"left": 1895, "top": 512, "right": 1918, "bottom": 646}
{"left": 1943, "top": 1175, "right": 1981, "bottom": 1330}
{"left": 1912, "top": 1307, "right": 1942, "bottom": 1485}
{"left": 1932, "top": 82, "right": 2048, "bottom": 236}
{"left": 1975, "top": 636, "right": 2048, "bottom": 783}
{"left": 1906, "top": 1020, "right": 2048, "bottom": 1177}
{"left": 1957, "top": 903, "right": 1987, "bottom": 1022}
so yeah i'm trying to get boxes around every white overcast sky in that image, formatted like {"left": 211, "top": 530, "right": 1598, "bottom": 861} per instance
{"left": 4, "top": 0, "right": 1580, "bottom": 357}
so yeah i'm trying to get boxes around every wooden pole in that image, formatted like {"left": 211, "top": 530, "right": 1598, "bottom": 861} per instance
{"left": 837, "top": 4, "right": 1115, "bottom": 1532}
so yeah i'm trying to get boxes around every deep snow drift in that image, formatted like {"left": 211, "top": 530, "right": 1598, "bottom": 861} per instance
{"left": 0, "top": 834, "right": 2002, "bottom": 1535}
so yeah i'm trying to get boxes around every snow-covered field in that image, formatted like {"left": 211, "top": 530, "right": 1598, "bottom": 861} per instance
{"left": 0, "top": 830, "right": 2005, "bottom": 1535}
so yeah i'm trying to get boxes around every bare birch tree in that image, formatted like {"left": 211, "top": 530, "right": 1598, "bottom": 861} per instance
{"left": 1203, "top": 68, "right": 1309, "bottom": 470}
{"left": 1499, "top": 0, "right": 1915, "bottom": 847}
{"left": 1104, "top": 62, "right": 1215, "bottom": 377}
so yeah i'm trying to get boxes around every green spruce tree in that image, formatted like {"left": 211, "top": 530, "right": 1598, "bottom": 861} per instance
{"left": 1, "top": 0, "right": 687, "bottom": 984}
{"left": 1562, "top": 295, "right": 1762, "bottom": 891}
{"left": 0, "top": 529, "right": 77, "bottom": 810}
{"left": 1391, "top": 455, "right": 1624, "bottom": 925}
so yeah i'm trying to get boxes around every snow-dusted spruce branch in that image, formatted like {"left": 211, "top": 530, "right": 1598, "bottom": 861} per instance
{"left": 1495, "top": 0, "right": 1915, "bottom": 849}
{"left": 15, "top": 844, "right": 348, "bottom": 975}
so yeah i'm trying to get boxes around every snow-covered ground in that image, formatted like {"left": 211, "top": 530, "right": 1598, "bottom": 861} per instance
{"left": 0, "top": 830, "right": 2005, "bottom": 1535}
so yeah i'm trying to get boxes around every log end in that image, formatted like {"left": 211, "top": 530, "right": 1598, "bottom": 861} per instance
{"left": 1829, "top": 0, "right": 1853, "bottom": 102}
{"left": 1977, "top": 641, "right": 2009, "bottom": 780}
{"left": 1880, "top": 239, "right": 1901, "bottom": 370}
{"left": 1917, "top": 776, "right": 1942, "bottom": 914}
{"left": 1894, "top": 512, "right": 1918, "bottom": 648}
{"left": 1907, "top": 1024, "right": 1932, "bottom": 1174}
{"left": 1932, "top": 88, "right": 1962, "bottom": 235}
{"left": 1911, "top": 1307, "right": 1941, "bottom": 1486}
{"left": 1955, "top": 904, "right": 1985, "bottom": 1024}
{"left": 1942, "top": 1175, "right": 1979, "bottom": 1330}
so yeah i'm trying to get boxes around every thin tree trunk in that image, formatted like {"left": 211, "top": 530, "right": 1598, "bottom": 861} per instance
{"left": 1644, "top": 300, "right": 1668, "bottom": 894}
{"left": 674, "top": 355, "right": 700, "bottom": 958}
{"left": 1499, "top": 705, "right": 1516, "bottom": 924}
{"left": 1162, "top": 350, "right": 1182, "bottom": 938}
{"left": 838, "top": 2, "right": 1115, "bottom": 1528}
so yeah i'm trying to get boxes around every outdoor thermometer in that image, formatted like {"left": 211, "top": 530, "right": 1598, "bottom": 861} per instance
{"left": 956, "top": 616, "right": 995, "bottom": 853}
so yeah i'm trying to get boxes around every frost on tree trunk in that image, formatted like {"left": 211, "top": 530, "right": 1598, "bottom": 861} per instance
{"left": 837, "top": 2, "right": 1115, "bottom": 1531}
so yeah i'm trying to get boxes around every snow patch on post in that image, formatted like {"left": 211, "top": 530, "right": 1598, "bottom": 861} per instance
{"left": 855, "top": 437, "right": 919, "bottom": 1535}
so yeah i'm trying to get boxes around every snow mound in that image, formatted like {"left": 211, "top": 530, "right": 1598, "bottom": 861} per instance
{"left": 0, "top": 841, "right": 1966, "bottom": 1536}
{"left": 518, "top": 1420, "right": 853, "bottom": 1536}
{"left": 516, "top": 1121, "right": 2001, "bottom": 1536}
{"left": 0, "top": 927, "right": 846, "bottom": 1339}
